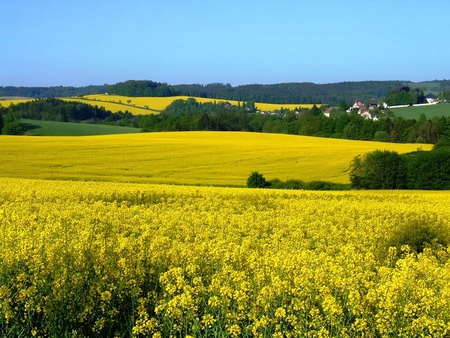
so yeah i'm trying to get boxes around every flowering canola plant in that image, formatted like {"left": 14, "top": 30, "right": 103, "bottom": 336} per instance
{"left": 1, "top": 177, "right": 450, "bottom": 337}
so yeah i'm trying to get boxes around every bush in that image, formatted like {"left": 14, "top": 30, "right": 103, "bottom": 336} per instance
{"left": 247, "top": 171, "right": 268, "bottom": 188}
{"left": 433, "top": 138, "right": 450, "bottom": 151}
{"left": 350, "top": 150, "right": 407, "bottom": 189}
{"left": 405, "top": 148, "right": 450, "bottom": 190}
{"left": 373, "top": 131, "right": 390, "bottom": 142}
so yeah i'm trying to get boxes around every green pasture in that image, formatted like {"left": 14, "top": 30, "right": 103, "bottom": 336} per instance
{"left": 390, "top": 104, "right": 450, "bottom": 119}
{"left": 21, "top": 119, "right": 141, "bottom": 136}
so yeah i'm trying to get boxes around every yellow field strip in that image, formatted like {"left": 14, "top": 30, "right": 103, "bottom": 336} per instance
{"left": 0, "top": 132, "right": 430, "bottom": 186}
{"left": 1, "top": 95, "right": 318, "bottom": 115}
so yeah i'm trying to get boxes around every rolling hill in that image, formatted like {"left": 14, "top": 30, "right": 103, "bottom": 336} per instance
{"left": 0, "top": 132, "right": 431, "bottom": 186}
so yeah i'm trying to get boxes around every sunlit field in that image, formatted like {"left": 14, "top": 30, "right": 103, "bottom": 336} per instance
{"left": 66, "top": 95, "right": 318, "bottom": 114}
{"left": 0, "top": 98, "right": 33, "bottom": 107}
{"left": 391, "top": 103, "right": 450, "bottom": 119}
{"left": 0, "top": 132, "right": 429, "bottom": 185}
{"left": 1, "top": 177, "right": 450, "bottom": 337}
{"left": 1, "top": 95, "right": 318, "bottom": 115}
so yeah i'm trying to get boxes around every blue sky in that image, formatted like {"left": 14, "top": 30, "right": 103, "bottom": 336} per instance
{"left": 1, "top": 0, "right": 449, "bottom": 87}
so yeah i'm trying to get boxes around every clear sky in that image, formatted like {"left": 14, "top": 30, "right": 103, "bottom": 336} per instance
{"left": 1, "top": 0, "right": 449, "bottom": 87}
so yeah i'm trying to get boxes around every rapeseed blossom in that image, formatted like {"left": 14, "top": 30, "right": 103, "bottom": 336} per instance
{"left": 0, "top": 177, "right": 449, "bottom": 336}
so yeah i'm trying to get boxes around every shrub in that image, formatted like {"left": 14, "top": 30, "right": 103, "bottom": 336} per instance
{"left": 405, "top": 149, "right": 450, "bottom": 189}
{"left": 373, "top": 131, "right": 390, "bottom": 142}
{"left": 350, "top": 150, "right": 407, "bottom": 189}
{"left": 247, "top": 171, "right": 268, "bottom": 188}
{"left": 433, "top": 138, "right": 450, "bottom": 151}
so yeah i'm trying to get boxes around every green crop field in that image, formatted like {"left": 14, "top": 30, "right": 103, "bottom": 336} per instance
{"left": 390, "top": 103, "right": 450, "bottom": 119}
{"left": 21, "top": 119, "right": 141, "bottom": 136}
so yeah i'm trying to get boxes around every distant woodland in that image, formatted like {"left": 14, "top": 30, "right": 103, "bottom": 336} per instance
{"left": 1, "top": 97, "right": 450, "bottom": 144}
{"left": 2, "top": 79, "right": 450, "bottom": 104}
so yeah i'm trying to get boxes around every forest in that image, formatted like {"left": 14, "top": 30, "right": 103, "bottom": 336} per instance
{"left": 350, "top": 144, "right": 450, "bottom": 190}
{"left": 140, "top": 98, "right": 450, "bottom": 144}
{"left": 3, "top": 79, "right": 450, "bottom": 105}
{"left": 2, "top": 97, "right": 450, "bottom": 145}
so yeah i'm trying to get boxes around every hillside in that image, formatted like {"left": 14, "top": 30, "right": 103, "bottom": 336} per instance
{"left": 21, "top": 119, "right": 141, "bottom": 136}
{"left": 3, "top": 79, "right": 450, "bottom": 104}
{"left": 66, "top": 95, "right": 316, "bottom": 114}
{"left": 0, "top": 132, "right": 431, "bottom": 186}
{"left": 1, "top": 95, "right": 317, "bottom": 114}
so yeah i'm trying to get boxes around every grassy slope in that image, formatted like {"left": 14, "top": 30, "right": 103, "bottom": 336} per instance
{"left": 0, "top": 132, "right": 431, "bottom": 186}
{"left": 391, "top": 104, "right": 450, "bottom": 119}
{"left": 21, "top": 119, "right": 141, "bottom": 136}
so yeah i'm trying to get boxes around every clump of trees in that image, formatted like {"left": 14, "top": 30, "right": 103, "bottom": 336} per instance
{"left": 247, "top": 172, "right": 269, "bottom": 188}
{"left": 385, "top": 86, "right": 426, "bottom": 106}
{"left": 350, "top": 146, "right": 450, "bottom": 190}
{"left": 107, "top": 80, "right": 178, "bottom": 97}
{"left": 1, "top": 111, "right": 23, "bottom": 135}
{"left": 140, "top": 98, "right": 450, "bottom": 144}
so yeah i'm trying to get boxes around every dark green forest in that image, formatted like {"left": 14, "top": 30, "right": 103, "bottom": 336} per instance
{"left": 350, "top": 145, "right": 450, "bottom": 190}
{"left": 3, "top": 79, "right": 450, "bottom": 105}
{"left": 0, "top": 85, "right": 108, "bottom": 98}
{"left": 107, "top": 80, "right": 406, "bottom": 104}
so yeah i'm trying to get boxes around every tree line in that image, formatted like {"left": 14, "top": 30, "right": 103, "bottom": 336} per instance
{"left": 0, "top": 85, "right": 108, "bottom": 98}
{"left": 385, "top": 86, "right": 426, "bottom": 106}
{"left": 3, "top": 80, "right": 450, "bottom": 105}
{"left": 140, "top": 98, "right": 450, "bottom": 144}
{"left": 3, "top": 97, "right": 450, "bottom": 145}
{"left": 108, "top": 80, "right": 405, "bottom": 104}
{"left": 103, "top": 80, "right": 450, "bottom": 105}
{"left": 350, "top": 142, "right": 450, "bottom": 190}
{"left": 0, "top": 98, "right": 139, "bottom": 134}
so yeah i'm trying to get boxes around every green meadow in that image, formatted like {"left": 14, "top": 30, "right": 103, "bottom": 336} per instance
{"left": 21, "top": 119, "right": 141, "bottom": 136}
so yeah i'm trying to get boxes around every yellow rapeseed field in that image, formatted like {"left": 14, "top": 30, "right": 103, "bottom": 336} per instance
{"left": 63, "top": 97, "right": 154, "bottom": 115}
{"left": 2, "top": 95, "right": 317, "bottom": 115}
{"left": 67, "top": 94, "right": 317, "bottom": 114}
{"left": 0, "top": 132, "right": 430, "bottom": 185}
{"left": 0, "top": 98, "right": 33, "bottom": 107}
{"left": 1, "top": 177, "right": 450, "bottom": 337}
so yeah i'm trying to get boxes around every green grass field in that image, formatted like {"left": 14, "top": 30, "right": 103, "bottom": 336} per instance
{"left": 21, "top": 119, "right": 141, "bottom": 136}
{"left": 390, "top": 103, "right": 450, "bottom": 119}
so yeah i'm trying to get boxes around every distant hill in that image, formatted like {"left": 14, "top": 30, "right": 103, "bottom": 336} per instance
{"left": 0, "top": 84, "right": 108, "bottom": 98}
{"left": 2, "top": 79, "right": 449, "bottom": 104}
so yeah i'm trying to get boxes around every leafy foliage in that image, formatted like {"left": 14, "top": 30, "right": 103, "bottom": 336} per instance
{"left": 404, "top": 148, "right": 450, "bottom": 189}
{"left": 385, "top": 86, "right": 426, "bottom": 106}
{"left": 0, "top": 84, "right": 107, "bottom": 98}
{"left": 1, "top": 111, "right": 23, "bottom": 135}
{"left": 247, "top": 171, "right": 268, "bottom": 188}
{"left": 351, "top": 147, "right": 450, "bottom": 190}
{"left": 139, "top": 98, "right": 450, "bottom": 144}
{"left": 350, "top": 150, "right": 407, "bottom": 189}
